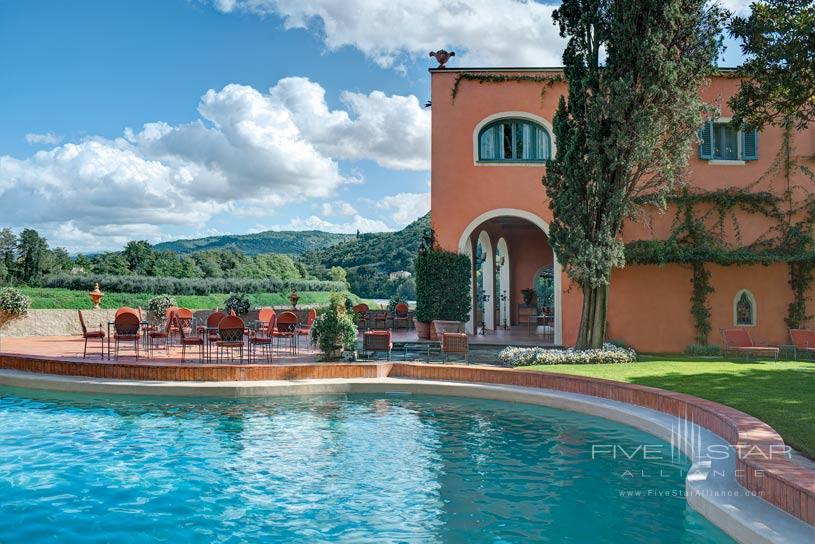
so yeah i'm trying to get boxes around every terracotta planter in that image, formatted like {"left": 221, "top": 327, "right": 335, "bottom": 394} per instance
{"left": 433, "top": 320, "right": 462, "bottom": 337}
{"left": 414, "top": 318, "right": 432, "bottom": 340}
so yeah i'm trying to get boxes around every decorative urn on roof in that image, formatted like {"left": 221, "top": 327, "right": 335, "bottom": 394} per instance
{"left": 430, "top": 49, "right": 455, "bottom": 68}
{"left": 88, "top": 283, "right": 104, "bottom": 310}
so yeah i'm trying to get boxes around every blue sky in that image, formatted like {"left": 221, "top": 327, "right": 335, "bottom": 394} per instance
{"left": 0, "top": 0, "right": 749, "bottom": 253}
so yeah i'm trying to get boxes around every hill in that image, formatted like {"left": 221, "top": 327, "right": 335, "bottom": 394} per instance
{"left": 299, "top": 213, "right": 430, "bottom": 298}
{"left": 154, "top": 230, "right": 353, "bottom": 255}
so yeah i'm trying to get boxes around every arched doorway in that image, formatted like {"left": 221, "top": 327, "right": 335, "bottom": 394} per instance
{"left": 458, "top": 209, "right": 562, "bottom": 345}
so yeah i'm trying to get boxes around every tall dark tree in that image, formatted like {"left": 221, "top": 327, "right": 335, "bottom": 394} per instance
{"left": 122, "top": 240, "right": 156, "bottom": 274}
{"left": 16, "top": 229, "right": 49, "bottom": 284}
{"left": 544, "top": 0, "right": 724, "bottom": 348}
{"left": 0, "top": 229, "right": 16, "bottom": 282}
{"left": 729, "top": 0, "right": 815, "bottom": 131}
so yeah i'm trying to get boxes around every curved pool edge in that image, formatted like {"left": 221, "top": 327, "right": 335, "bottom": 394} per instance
{"left": 0, "top": 368, "right": 812, "bottom": 544}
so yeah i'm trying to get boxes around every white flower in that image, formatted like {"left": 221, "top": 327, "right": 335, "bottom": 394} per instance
{"left": 499, "top": 343, "right": 637, "bottom": 367}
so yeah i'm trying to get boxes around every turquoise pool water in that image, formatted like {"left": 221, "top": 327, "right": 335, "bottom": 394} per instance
{"left": 0, "top": 388, "right": 734, "bottom": 543}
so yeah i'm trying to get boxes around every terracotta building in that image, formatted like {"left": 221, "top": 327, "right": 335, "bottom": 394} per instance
{"left": 429, "top": 67, "right": 815, "bottom": 352}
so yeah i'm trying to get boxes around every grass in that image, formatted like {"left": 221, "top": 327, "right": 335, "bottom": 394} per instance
{"left": 523, "top": 355, "right": 815, "bottom": 459}
{"left": 20, "top": 288, "right": 373, "bottom": 310}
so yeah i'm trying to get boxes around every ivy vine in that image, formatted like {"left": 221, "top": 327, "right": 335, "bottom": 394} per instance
{"left": 450, "top": 73, "right": 563, "bottom": 102}
{"left": 690, "top": 263, "right": 714, "bottom": 345}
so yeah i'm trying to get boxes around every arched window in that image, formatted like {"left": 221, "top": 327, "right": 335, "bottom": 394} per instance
{"left": 734, "top": 290, "right": 756, "bottom": 326}
{"left": 478, "top": 118, "right": 550, "bottom": 162}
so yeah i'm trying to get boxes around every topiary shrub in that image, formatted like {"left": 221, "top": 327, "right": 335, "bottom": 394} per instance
{"left": 224, "top": 293, "right": 251, "bottom": 315}
{"left": 310, "top": 293, "right": 358, "bottom": 360}
{"left": 147, "top": 294, "right": 177, "bottom": 321}
{"left": 415, "top": 249, "right": 471, "bottom": 323}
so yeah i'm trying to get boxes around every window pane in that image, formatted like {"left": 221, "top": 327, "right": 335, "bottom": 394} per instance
{"left": 736, "top": 292, "right": 754, "bottom": 325}
{"left": 502, "top": 123, "right": 513, "bottom": 159}
{"left": 480, "top": 127, "right": 496, "bottom": 159}
{"left": 536, "top": 127, "right": 548, "bottom": 159}
{"left": 714, "top": 123, "right": 738, "bottom": 160}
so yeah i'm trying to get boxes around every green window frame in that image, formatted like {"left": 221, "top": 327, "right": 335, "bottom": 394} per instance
{"left": 699, "top": 121, "right": 758, "bottom": 161}
{"left": 478, "top": 119, "right": 551, "bottom": 162}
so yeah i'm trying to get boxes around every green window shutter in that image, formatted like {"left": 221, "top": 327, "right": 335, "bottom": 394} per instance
{"left": 742, "top": 128, "right": 758, "bottom": 160}
{"left": 698, "top": 121, "right": 713, "bottom": 159}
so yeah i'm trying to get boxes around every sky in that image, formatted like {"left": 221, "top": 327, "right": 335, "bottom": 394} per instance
{"left": 0, "top": 0, "right": 751, "bottom": 253}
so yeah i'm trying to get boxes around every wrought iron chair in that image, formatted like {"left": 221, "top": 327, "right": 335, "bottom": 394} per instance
{"left": 274, "top": 311, "right": 299, "bottom": 354}
{"left": 215, "top": 315, "right": 245, "bottom": 363}
{"left": 393, "top": 303, "right": 411, "bottom": 330}
{"left": 77, "top": 310, "right": 104, "bottom": 359}
{"left": 249, "top": 313, "right": 276, "bottom": 363}
{"left": 113, "top": 312, "right": 141, "bottom": 361}
{"left": 442, "top": 332, "right": 469, "bottom": 363}
{"left": 177, "top": 315, "right": 204, "bottom": 363}
{"left": 362, "top": 330, "right": 393, "bottom": 360}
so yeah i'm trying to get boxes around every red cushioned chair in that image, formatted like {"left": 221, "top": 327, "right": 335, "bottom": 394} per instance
{"left": 77, "top": 310, "right": 104, "bottom": 359}
{"left": 362, "top": 330, "right": 392, "bottom": 360}
{"left": 789, "top": 329, "right": 815, "bottom": 360}
{"left": 215, "top": 315, "right": 245, "bottom": 363}
{"left": 113, "top": 312, "right": 142, "bottom": 361}
{"left": 177, "top": 315, "right": 204, "bottom": 363}
{"left": 721, "top": 328, "right": 779, "bottom": 360}
{"left": 249, "top": 313, "right": 276, "bottom": 364}
{"left": 442, "top": 332, "right": 469, "bottom": 364}
{"left": 274, "top": 311, "right": 299, "bottom": 354}
{"left": 393, "top": 303, "right": 411, "bottom": 330}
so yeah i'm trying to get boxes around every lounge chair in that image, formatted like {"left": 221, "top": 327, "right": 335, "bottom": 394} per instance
{"left": 789, "top": 329, "right": 815, "bottom": 360}
{"left": 720, "top": 328, "right": 779, "bottom": 360}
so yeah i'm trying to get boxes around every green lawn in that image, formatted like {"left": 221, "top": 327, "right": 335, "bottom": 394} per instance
{"left": 524, "top": 356, "right": 815, "bottom": 459}
{"left": 20, "top": 288, "right": 372, "bottom": 310}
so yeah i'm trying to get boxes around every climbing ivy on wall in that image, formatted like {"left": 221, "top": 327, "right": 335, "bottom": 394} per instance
{"left": 450, "top": 73, "right": 563, "bottom": 102}
{"left": 690, "top": 262, "right": 714, "bottom": 345}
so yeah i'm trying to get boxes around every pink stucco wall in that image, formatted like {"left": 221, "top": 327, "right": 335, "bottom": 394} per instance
{"left": 430, "top": 68, "right": 815, "bottom": 351}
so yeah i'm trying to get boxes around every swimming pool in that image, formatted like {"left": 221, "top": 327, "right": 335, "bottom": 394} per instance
{"left": 0, "top": 388, "right": 733, "bottom": 543}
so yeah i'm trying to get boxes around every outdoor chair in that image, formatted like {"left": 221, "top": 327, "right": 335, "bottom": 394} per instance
{"left": 249, "top": 313, "right": 276, "bottom": 364}
{"left": 115, "top": 306, "right": 138, "bottom": 318}
{"left": 113, "top": 312, "right": 142, "bottom": 361}
{"left": 370, "top": 310, "right": 389, "bottom": 330}
{"left": 148, "top": 310, "right": 174, "bottom": 356}
{"left": 275, "top": 311, "right": 299, "bottom": 354}
{"left": 393, "top": 303, "right": 411, "bottom": 330}
{"left": 362, "top": 330, "right": 392, "bottom": 360}
{"left": 352, "top": 303, "right": 369, "bottom": 330}
{"left": 441, "top": 332, "right": 469, "bottom": 363}
{"left": 77, "top": 310, "right": 104, "bottom": 359}
{"left": 176, "top": 315, "right": 204, "bottom": 363}
{"left": 296, "top": 309, "right": 317, "bottom": 349}
{"left": 173, "top": 308, "right": 194, "bottom": 346}
{"left": 215, "top": 315, "right": 245, "bottom": 363}
{"left": 789, "top": 329, "right": 815, "bottom": 360}
{"left": 720, "top": 328, "right": 779, "bottom": 360}
{"left": 257, "top": 307, "right": 277, "bottom": 331}
{"left": 202, "top": 311, "right": 226, "bottom": 359}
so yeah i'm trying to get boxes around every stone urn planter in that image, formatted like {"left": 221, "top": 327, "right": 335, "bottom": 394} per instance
{"left": 414, "top": 318, "right": 432, "bottom": 340}
{"left": 433, "top": 320, "right": 462, "bottom": 337}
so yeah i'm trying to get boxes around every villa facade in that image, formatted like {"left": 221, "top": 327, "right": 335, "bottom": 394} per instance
{"left": 430, "top": 68, "right": 815, "bottom": 352}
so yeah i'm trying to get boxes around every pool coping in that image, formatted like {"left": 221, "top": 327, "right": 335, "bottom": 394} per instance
{"left": 0, "top": 356, "right": 813, "bottom": 540}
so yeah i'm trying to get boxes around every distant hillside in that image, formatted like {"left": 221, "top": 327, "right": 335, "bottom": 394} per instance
{"left": 300, "top": 213, "right": 430, "bottom": 275}
{"left": 155, "top": 230, "right": 353, "bottom": 255}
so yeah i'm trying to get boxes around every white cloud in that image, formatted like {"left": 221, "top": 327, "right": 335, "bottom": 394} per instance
{"left": 212, "top": 0, "right": 567, "bottom": 67}
{"left": 377, "top": 192, "right": 430, "bottom": 226}
{"left": 271, "top": 77, "right": 430, "bottom": 170}
{"left": 277, "top": 214, "right": 390, "bottom": 234}
{"left": 24, "top": 132, "right": 62, "bottom": 145}
{"left": 717, "top": 0, "right": 751, "bottom": 15}
{"left": 321, "top": 200, "right": 357, "bottom": 217}
{"left": 1, "top": 79, "right": 428, "bottom": 250}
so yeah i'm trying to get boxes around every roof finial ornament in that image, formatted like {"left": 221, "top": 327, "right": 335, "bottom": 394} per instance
{"left": 430, "top": 49, "right": 455, "bottom": 68}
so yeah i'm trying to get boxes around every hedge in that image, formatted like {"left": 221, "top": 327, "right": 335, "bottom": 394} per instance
{"left": 42, "top": 274, "right": 345, "bottom": 296}
{"left": 415, "top": 249, "right": 471, "bottom": 323}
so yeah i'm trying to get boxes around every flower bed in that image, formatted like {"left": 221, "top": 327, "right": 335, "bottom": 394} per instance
{"left": 499, "top": 343, "right": 637, "bottom": 366}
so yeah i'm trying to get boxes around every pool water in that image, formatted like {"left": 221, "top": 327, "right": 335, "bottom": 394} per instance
{"left": 0, "top": 388, "right": 734, "bottom": 543}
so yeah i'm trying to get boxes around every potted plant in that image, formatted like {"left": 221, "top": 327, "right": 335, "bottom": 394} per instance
{"left": 147, "top": 294, "right": 177, "bottom": 323}
{"left": 521, "top": 288, "right": 537, "bottom": 306}
{"left": 310, "top": 293, "right": 358, "bottom": 360}
{"left": 415, "top": 248, "right": 471, "bottom": 340}
{"left": 0, "top": 287, "right": 31, "bottom": 350}
{"left": 224, "top": 293, "right": 251, "bottom": 316}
